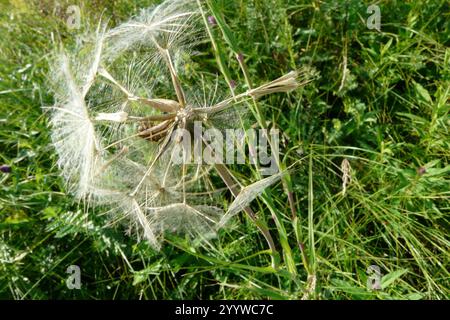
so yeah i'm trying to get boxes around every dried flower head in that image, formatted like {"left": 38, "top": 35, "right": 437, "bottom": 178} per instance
{"left": 46, "top": 0, "right": 311, "bottom": 250}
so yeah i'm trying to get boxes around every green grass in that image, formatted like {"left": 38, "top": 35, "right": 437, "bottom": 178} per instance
{"left": 0, "top": 0, "right": 449, "bottom": 299}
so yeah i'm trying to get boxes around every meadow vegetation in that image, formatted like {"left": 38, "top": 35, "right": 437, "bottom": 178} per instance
{"left": 0, "top": 0, "right": 448, "bottom": 299}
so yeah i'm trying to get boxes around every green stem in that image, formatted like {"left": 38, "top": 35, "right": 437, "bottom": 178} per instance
{"left": 198, "top": 0, "right": 235, "bottom": 95}
{"left": 203, "top": 0, "right": 299, "bottom": 276}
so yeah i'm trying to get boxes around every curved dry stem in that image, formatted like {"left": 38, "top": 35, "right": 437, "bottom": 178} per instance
{"left": 213, "top": 163, "right": 279, "bottom": 269}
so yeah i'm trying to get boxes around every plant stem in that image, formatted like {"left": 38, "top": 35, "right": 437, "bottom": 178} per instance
{"left": 214, "top": 162, "right": 279, "bottom": 269}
